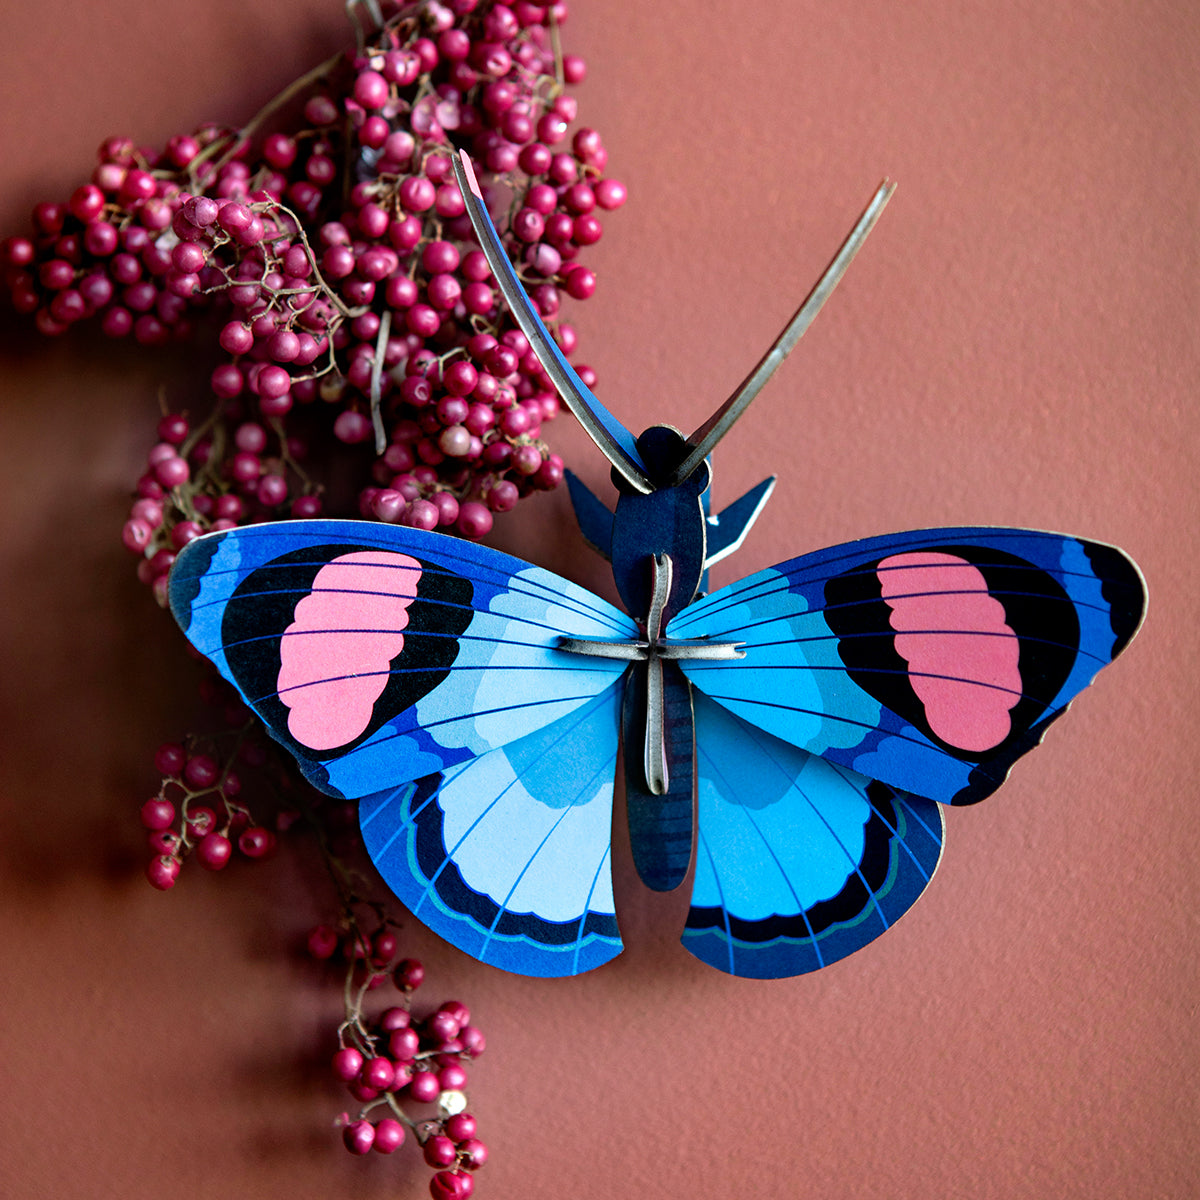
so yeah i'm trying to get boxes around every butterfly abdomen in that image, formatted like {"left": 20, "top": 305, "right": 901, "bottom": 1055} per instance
{"left": 623, "top": 661, "right": 695, "bottom": 892}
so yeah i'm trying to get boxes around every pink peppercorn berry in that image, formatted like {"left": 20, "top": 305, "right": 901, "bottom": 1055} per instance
{"left": 389, "top": 1027, "right": 420, "bottom": 1061}
{"left": 430, "top": 1169, "right": 475, "bottom": 1200}
{"left": 443, "top": 1113, "right": 476, "bottom": 1142}
{"left": 182, "top": 753, "right": 219, "bottom": 789}
{"left": 331, "top": 1047, "right": 363, "bottom": 1082}
{"left": 409, "top": 1070, "right": 440, "bottom": 1103}
{"left": 380, "top": 1006, "right": 410, "bottom": 1032}
{"left": 147, "top": 829, "right": 181, "bottom": 857}
{"left": 458, "top": 1026, "right": 486, "bottom": 1057}
{"left": 373, "top": 1118, "right": 406, "bottom": 1154}
{"left": 237, "top": 827, "right": 276, "bottom": 859}
{"left": 423, "top": 1135, "right": 458, "bottom": 1168}
{"left": 342, "top": 1119, "right": 375, "bottom": 1155}
{"left": 371, "top": 929, "right": 399, "bottom": 965}
{"left": 457, "top": 1139, "right": 488, "bottom": 1171}
{"left": 393, "top": 958, "right": 425, "bottom": 990}
{"left": 146, "top": 855, "right": 181, "bottom": 890}
{"left": 140, "top": 798, "right": 175, "bottom": 830}
{"left": 438, "top": 1063, "right": 468, "bottom": 1092}
{"left": 185, "top": 805, "right": 217, "bottom": 838}
{"left": 307, "top": 925, "right": 340, "bottom": 960}
{"left": 195, "top": 832, "right": 233, "bottom": 870}
{"left": 361, "top": 1056, "right": 395, "bottom": 1090}
{"left": 426, "top": 1010, "right": 460, "bottom": 1044}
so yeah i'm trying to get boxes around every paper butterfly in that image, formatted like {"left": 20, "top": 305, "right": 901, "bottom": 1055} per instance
{"left": 168, "top": 153, "right": 1145, "bottom": 979}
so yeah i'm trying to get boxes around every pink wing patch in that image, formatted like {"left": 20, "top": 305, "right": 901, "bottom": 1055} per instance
{"left": 277, "top": 551, "right": 422, "bottom": 750}
{"left": 877, "top": 552, "right": 1022, "bottom": 752}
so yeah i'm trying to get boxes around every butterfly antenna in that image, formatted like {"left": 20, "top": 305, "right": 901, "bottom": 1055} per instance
{"left": 451, "top": 151, "right": 655, "bottom": 494}
{"left": 669, "top": 180, "right": 896, "bottom": 488}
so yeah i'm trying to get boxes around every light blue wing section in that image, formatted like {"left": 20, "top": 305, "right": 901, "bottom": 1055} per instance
{"left": 677, "top": 561, "right": 885, "bottom": 756}
{"left": 360, "top": 682, "right": 624, "bottom": 977}
{"left": 683, "top": 693, "right": 945, "bottom": 978}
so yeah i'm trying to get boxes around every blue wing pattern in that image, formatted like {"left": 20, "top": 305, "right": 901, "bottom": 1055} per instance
{"left": 360, "top": 682, "right": 624, "bottom": 977}
{"left": 169, "top": 520, "right": 637, "bottom": 800}
{"left": 670, "top": 528, "right": 1144, "bottom": 806}
{"left": 684, "top": 693, "right": 944, "bottom": 978}
{"left": 167, "top": 519, "right": 1143, "bottom": 980}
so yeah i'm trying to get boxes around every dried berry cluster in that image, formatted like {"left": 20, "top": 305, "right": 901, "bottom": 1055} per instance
{"left": 2, "top": 0, "right": 624, "bottom": 607}
{"left": 135, "top": 671, "right": 488, "bottom": 1194}
{"left": 140, "top": 738, "right": 278, "bottom": 889}
{"left": 3, "top": 3, "right": 627, "bottom": 1194}
{"left": 326, "top": 955, "right": 490, "bottom": 1200}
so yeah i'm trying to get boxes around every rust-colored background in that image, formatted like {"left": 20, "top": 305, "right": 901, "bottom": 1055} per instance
{"left": 2, "top": 2, "right": 1196, "bottom": 1197}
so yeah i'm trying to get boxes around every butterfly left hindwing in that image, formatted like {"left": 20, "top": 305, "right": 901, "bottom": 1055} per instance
{"left": 359, "top": 681, "right": 625, "bottom": 978}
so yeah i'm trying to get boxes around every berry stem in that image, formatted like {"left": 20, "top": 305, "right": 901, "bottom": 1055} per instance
{"left": 369, "top": 308, "right": 392, "bottom": 453}
{"left": 347, "top": 0, "right": 387, "bottom": 52}
{"left": 267, "top": 415, "right": 316, "bottom": 489}
{"left": 190, "top": 54, "right": 344, "bottom": 180}
{"left": 549, "top": 12, "right": 566, "bottom": 90}
{"left": 271, "top": 198, "right": 369, "bottom": 319}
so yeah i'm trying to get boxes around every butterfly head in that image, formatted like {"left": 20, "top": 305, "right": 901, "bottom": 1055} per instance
{"left": 606, "top": 426, "right": 712, "bottom": 620}
{"left": 611, "top": 425, "right": 711, "bottom": 497}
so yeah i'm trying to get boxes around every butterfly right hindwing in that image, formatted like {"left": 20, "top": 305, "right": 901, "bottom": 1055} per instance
{"left": 683, "top": 692, "right": 945, "bottom": 978}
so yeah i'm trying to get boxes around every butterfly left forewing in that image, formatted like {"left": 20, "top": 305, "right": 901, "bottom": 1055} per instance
{"left": 670, "top": 527, "right": 1145, "bottom": 806}
{"left": 169, "top": 519, "right": 637, "bottom": 800}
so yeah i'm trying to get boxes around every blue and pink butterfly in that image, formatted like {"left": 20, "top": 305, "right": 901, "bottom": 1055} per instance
{"left": 168, "top": 153, "right": 1145, "bottom": 979}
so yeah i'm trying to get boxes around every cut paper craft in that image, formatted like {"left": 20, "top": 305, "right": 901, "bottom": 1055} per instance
{"left": 168, "top": 153, "right": 1146, "bottom": 978}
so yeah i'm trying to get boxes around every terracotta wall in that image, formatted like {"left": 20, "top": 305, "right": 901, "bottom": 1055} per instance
{"left": 1, "top": 2, "right": 1195, "bottom": 1197}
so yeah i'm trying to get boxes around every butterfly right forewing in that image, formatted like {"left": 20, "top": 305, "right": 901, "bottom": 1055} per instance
{"left": 670, "top": 527, "right": 1145, "bottom": 807}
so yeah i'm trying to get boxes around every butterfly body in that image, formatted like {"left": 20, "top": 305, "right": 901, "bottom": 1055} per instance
{"left": 566, "top": 423, "right": 727, "bottom": 891}
{"left": 169, "top": 516, "right": 1143, "bottom": 978}
{"left": 167, "top": 153, "right": 1145, "bottom": 978}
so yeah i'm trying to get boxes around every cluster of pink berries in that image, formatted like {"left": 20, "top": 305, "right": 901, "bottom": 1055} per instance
{"left": 139, "top": 659, "right": 492, "bottom": 1196}
{"left": 309, "top": 934, "right": 487, "bottom": 1196}
{"left": 2, "top": 0, "right": 625, "bottom": 601}
{"left": 141, "top": 738, "right": 278, "bottom": 890}
{"left": 2, "top": 5, "right": 629, "bottom": 1191}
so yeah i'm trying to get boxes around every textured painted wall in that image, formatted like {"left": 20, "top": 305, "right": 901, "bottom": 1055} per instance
{"left": 1, "top": 2, "right": 1195, "bottom": 1197}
